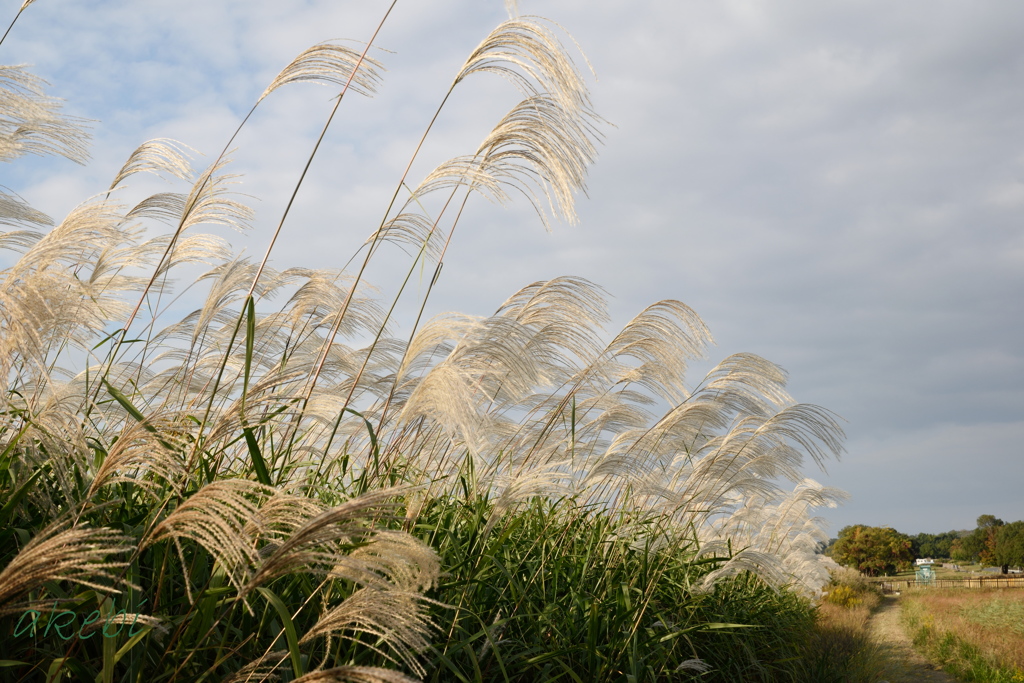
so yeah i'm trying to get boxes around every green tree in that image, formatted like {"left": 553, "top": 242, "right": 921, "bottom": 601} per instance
{"left": 977, "top": 515, "right": 1005, "bottom": 529}
{"left": 994, "top": 521, "right": 1024, "bottom": 570}
{"left": 910, "top": 531, "right": 961, "bottom": 559}
{"left": 974, "top": 514, "right": 1005, "bottom": 565}
{"left": 948, "top": 515, "right": 1016, "bottom": 565}
{"left": 831, "top": 525, "right": 914, "bottom": 576}
{"left": 950, "top": 533, "right": 984, "bottom": 562}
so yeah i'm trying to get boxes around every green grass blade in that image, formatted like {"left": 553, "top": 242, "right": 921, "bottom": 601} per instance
{"left": 0, "top": 464, "right": 46, "bottom": 527}
{"left": 0, "top": 422, "right": 29, "bottom": 471}
{"left": 257, "top": 586, "right": 304, "bottom": 678}
{"left": 113, "top": 626, "right": 155, "bottom": 665}
{"left": 104, "top": 379, "right": 148, "bottom": 424}
{"left": 104, "top": 379, "right": 178, "bottom": 453}
{"left": 243, "top": 425, "right": 272, "bottom": 486}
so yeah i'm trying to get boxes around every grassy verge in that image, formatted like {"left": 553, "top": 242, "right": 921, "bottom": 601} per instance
{"left": 799, "top": 568, "right": 889, "bottom": 683}
{"left": 902, "top": 588, "right": 1024, "bottom": 682}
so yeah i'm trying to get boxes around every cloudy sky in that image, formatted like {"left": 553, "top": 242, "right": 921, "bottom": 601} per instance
{"left": 3, "top": 0, "right": 1022, "bottom": 535}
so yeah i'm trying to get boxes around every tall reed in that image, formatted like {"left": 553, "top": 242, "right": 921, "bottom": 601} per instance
{"left": 0, "top": 3, "right": 847, "bottom": 681}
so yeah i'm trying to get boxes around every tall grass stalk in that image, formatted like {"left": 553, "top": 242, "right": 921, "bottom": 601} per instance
{"left": 1, "top": 2, "right": 849, "bottom": 681}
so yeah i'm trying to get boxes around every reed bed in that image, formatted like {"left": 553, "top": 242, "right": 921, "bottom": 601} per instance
{"left": 1, "top": 2, "right": 849, "bottom": 681}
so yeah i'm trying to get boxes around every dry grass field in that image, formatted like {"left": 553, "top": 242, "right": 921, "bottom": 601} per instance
{"left": 902, "top": 588, "right": 1024, "bottom": 682}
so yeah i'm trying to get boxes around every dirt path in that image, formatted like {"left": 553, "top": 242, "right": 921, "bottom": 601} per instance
{"left": 868, "top": 595, "right": 959, "bottom": 683}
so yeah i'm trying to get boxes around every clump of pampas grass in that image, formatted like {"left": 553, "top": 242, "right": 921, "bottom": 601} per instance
{"left": 0, "top": 3, "right": 846, "bottom": 681}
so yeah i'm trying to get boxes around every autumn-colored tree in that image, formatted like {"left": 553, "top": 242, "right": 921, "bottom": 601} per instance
{"left": 976, "top": 514, "right": 1005, "bottom": 565}
{"left": 830, "top": 525, "right": 914, "bottom": 576}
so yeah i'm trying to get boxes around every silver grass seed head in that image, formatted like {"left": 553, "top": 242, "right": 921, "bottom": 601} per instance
{"left": 292, "top": 666, "right": 421, "bottom": 683}
{"left": 143, "top": 479, "right": 274, "bottom": 603}
{"left": 109, "top": 138, "right": 197, "bottom": 190}
{"left": 0, "top": 192, "right": 52, "bottom": 230}
{"left": 298, "top": 587, "right": 437, "bottom": 678}
{"left": 0, "top": 522, "right": 136, "bottom": 615}
{"left": 0, "top": 65, "right": 91, "bottom": 165}
{"left": 86, "top": 416, "right": 187, "bottom": 500}
{"left": 676, "top": 659, "right": 711, "bottom": 673}
{"left": 456, "top": 17, "right": 593, "bottom": 115}
{"left": 223, "top": 651, "right": 289, "bottom": 683}
{"left": 245, "top": 488, "right": 438, "bottom": 595}
{"left": 363, "top": 212, "right": 447, "bottom": 266}
{"left": 476, "top": 94, "right": 602, "bottom": 227}
{"left": 260, "top": 42, "right": 385, "bottom": 103}
{"left": 181, "top": 156, "right": 254, "bottom": 234}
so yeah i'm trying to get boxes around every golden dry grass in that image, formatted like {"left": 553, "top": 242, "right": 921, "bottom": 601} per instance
{"left": 905, "top": 588, "right": 1024, "bottom": 670}
{"left": 803, "top": 591, "right": 889, "bottom": 683}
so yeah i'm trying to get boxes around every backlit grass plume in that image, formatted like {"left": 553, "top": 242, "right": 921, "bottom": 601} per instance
{"left": 0, "top": 3, "right": 849, "bottom": 682}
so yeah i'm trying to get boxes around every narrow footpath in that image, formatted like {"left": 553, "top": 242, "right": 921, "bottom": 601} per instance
{"left": 867, "top": 595, "right": 959, "bottom": 683}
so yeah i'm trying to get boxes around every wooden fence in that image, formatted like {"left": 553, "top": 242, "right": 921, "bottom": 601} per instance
{"left": 879, "top": 576, "right": 1024, "bottom": 593}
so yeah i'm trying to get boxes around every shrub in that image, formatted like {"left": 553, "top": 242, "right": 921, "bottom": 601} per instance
{"left": 825, "top": 566, "right": 881, "bottom": 606}
{"left": 826, "top": 584, "right": 861, "bottom": 607}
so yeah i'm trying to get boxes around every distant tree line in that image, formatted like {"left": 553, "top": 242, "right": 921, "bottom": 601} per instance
{"left": 949, "top": 515, "right": 1024, "bottom": 571}
{"left": 826, "top": 514, "right": 1024, "bottom": 575}
{"left": 909, "top": 530, "right": 964, "bottom": 559}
